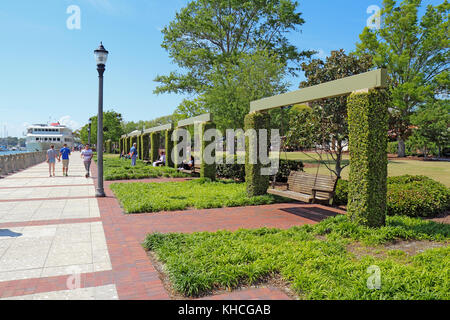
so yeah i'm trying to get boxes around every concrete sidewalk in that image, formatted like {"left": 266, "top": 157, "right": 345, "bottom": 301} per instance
{"left": 0, "top": 152, "right": 340, "bottom": 300}
{"left": 0, "top": 152, "right": 117, "bottom": 299}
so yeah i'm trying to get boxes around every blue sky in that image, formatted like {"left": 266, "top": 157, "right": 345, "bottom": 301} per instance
{"left": 0, "top": 0, "right": 441, "bottom": 137}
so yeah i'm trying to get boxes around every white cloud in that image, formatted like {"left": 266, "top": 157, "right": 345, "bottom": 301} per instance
{"left": 86, "top": 0, "right": 115, "bottom": 13}
{"left": 58, "top": 116, "right": 81, "bottom": 131}
{"left": 314, "top": 49, "right": 329, "bottom": 60}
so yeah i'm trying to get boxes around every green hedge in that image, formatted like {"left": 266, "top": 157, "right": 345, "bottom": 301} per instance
{"left": 199, "top": 123, "right": 216, "bottom": 180}
{"left": 334, "top": 176, "right": 450, "bottom": 217}
{"left": 105, "top": 140, "right": 112, "bottom": 154}
{"left": 150, "top": 132, "right": 160, "bottom": 162}
{"left": 217, "top": 158, "right": 303, "bottom": 182}
{"left": 165, "top": 129, "right": 174, "bottom": 168}
{"left": 347, "top": 89, "right": 388, "bottom": 227}
{"left": 387, "top": 141, "right": 416, "bottom": 156}
{"left": 244, "top": 112, "right": 270, "bottom": 197}
{"left": 142, "top": 134, "right": 150, "bottom": 160}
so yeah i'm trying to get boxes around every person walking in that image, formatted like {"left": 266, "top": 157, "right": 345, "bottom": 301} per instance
{"left": 81, "top": 144, "right": 93, "bottom": 178}
{"left": 59, "top": 143, "right": 71, "bottom": 177}
{"left": 130, "top": 143, "right": 138, "bottom": 167}
{"left": 46, "top": 145, "right": 59, "bottom": 177}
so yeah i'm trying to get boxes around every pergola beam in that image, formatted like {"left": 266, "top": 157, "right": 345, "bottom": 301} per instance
{"left": 128, "top": 130, "right": 141, "bottom": 137}
{"left": 177, "top": 113, "right": 212, "bottom": 128}
{"left": 250, "top": 69, "right": 388, "bottom": 112}
{"left": 143, "top": 123, "right": 173, "bottom": 135}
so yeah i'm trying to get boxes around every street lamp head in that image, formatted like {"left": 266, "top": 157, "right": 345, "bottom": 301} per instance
{"left": 94, "top": 42, "right": 109, "bottom": 66}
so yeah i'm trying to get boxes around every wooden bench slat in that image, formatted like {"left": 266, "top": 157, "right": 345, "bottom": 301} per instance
{"left": 269, "top": 170, "right": 338, "bottom": 204}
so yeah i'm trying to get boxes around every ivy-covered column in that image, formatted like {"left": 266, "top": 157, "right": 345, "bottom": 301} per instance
{"left": 199, "top": 122, "right": 216, "bottom": 180}
{"left": 128, "top": 137, "right": 133, "bottom": 153}
{"left": 142, "top": 134, "right": 150, "bottom": 160}
{"left": 119, "top": 138, "right": 123, "bottom": 155}
{"left": 347, "top": 89, "right": 388, "bottom": 227}
{"left": 165, "top": 129, "right": 174, "bottom": 168}
{"left": 123, "top": 137, "right": 130, "bottom": 154}
{"left": 244, "top": 112, "right": 270, "bottom": 197}
{"left": 137, "top": 134, "right": 142, "bottom": 160}
{"left": 150, "top": 132, "right": 160, "bottom": 163}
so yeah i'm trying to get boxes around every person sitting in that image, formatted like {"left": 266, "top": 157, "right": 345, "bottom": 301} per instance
{"left": 153, "top": 151, "right": 166, "bottom": 167}
{"left": 179, "top": 155, "right": 194, "bottom": 171}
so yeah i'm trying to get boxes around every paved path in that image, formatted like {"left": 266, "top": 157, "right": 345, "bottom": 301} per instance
{"left": 0, "top": 154, "right": 345, "bottom": 300}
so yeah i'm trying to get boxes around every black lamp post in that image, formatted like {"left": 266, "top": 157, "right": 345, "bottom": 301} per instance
{"left": 94, "top": 42, "right": 109, "bottom": 198}
{"left": 88, "top": 118, "right": 92, "bottom": 146}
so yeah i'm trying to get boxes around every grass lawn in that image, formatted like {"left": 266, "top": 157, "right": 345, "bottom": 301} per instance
{"left": 143, "top": 215, "right": 450, "bottom": 299}
{"left": 110, "top": 179, "right": 284, "bottom": 213}
{"left": 281, "top": 152, "right": 450, "bottom": 187}
{"left": 98, "top": 155, "right": 188, "bottom": 181}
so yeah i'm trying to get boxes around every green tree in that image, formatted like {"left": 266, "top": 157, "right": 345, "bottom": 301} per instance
{"left": 410, "top": 99, "right": 450, "bottom": 157}
{"left": 155, "top": 0, "right": 314, "bottom": 96}
{"left": 286, "top": 49, "right": 373, "bottom": 178}
{"left": 202, "top": 50, "right": 289, "bottom": 132}
{"left": 356, "top": 0, "right": 449, "bottom": 157}
{"left": 80, "top": 110, "right": 124, "bottom": 145}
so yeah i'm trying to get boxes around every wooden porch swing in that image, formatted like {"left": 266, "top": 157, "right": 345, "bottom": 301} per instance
{"left": 267, "top": 108, "right": 338, "bottom": 205}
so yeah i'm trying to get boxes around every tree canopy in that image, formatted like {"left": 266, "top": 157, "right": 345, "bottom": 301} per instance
{"left": 286, "top": 49, "right": 373, "bottom": 178}
{"left": 356, "top": 0, "right": 449, "bottom": 156}
{"left": 80, "top": 110, "right": 124, "bottom": 145}
{"left": 154, "top": 0, "right": 314, "bottom": 96}
{"left": 410, "top": 99, "right": 450, "bottom": 157}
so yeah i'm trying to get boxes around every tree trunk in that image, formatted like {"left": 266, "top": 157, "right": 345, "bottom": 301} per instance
{"left": 335, "top": 144, "right": 343, "bottom": 179}
{"left": 397, "top": 138, "right": 406, "bottom": 158}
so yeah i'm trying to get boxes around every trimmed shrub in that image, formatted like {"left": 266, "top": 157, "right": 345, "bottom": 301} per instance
{"left": 216, "top": 158, "right": 303, "bottom": 182}
{"left": 347, "top": 89, "right": 389, "bottom": 227}
{"left": 150, "top": 132, "right": 160, "bottom": 162}
{"left": 165, "top": 129, "right": 174, "bottom": 168}
{"left": 200, "top": 122, "right": 217, "bottom": 180}
{"left": 333, "top": 179, "right": 349, "bottom": 206}
{"left": 334, "top": 175, "right": 450, "bottom": 218}
{"left": 142, "top": 134, "right": 150, "bottom": 160}
{"left": 388, "top": 141, "right": 398, "bottom": 154}
{"left": 387, "top": 175, "right": 450, "bottom": 217}
{"left": 244, "top": 112, "right": 270, "bottom": 196}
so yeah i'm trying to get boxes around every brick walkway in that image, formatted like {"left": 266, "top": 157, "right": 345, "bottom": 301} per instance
{"left": 0, "top": 155, "right": 345, "bottom": 300}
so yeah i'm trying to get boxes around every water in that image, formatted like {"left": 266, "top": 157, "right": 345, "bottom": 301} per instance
{"left": 0, "top": 150, "right": 31, "bottom": 156}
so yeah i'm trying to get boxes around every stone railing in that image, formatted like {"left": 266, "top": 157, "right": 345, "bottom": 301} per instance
{"left": 0, "top": 151, "right": 47, "bottom": 177}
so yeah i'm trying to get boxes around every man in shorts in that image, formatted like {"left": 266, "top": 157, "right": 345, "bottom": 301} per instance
{"left": 81, "top": 144, "right": 93, "bottom": 178}
{"left": 59, "top": 144, "right": 71, "bottom": 177}
{"left": 46, "top": 145, "right": 59, "bottom": 177}
{"left": 130, "top": 143, "right": 138, "bottom": 167}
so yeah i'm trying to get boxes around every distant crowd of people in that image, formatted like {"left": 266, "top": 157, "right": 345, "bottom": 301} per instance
{"left": 119, "top": 142, "right": 194, "bottom": 170}
{"left": 45, "top": 141, "right": 199, "bottom": 179}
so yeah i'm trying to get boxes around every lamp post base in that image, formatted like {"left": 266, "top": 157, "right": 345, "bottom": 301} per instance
{"left": 95, "top": 189, "right": 106, "bottom": 198}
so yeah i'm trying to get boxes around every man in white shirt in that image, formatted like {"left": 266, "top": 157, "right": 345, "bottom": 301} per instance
{"left": 153, "top": 151, "right": 166, "bottom": 167}
{"left": 81, "top": 144, "right": 94, "bottom": 178}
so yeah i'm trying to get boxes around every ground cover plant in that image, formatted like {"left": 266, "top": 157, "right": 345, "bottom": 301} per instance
{"left": 110, "top": 179, "right": 285, "bottom": 213}
{"left": 98, "top": 155, "right": 188, "bottom": 181}
{"left": 143, "top": 215, "right": 450, "bottom": 299}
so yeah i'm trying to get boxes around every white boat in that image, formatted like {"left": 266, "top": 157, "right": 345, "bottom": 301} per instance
{"left": 25, "top": 122, "right": 74, "bottom": 152}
